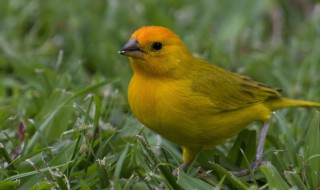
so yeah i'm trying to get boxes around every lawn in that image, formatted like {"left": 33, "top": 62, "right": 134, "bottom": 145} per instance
{"left": 1, "top": 0, "right": 320, "bottom": 189}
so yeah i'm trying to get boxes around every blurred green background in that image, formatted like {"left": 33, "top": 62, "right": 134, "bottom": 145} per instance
{"left": 1, "top": 0, "right": 320, "bottom": 189}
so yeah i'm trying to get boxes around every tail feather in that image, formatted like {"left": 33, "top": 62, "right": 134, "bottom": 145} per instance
{"left": 266, "top": 98, "right": 320, "bottom": 110}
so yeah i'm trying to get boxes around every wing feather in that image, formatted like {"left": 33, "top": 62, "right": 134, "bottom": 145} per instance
{"left": 191, "top": 60, "right": 281, "bottom": 112}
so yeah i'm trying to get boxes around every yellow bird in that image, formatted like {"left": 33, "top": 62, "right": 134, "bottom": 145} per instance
{"left": 119, "top": 26, "right": 320, "bottom": 175}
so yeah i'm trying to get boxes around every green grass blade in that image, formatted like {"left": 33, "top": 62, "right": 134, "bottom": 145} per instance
{"left": 304, "top": 111, "right": 320, "bottom": 189}
{"left": 91, "top": 94, "right": 101, "bottom": 147}
{"left": 260, "top": 163, "right": 290, "bottom": 189}
{"left": 24, "top": 79, "right": 114, "bottom": 153}
{"left": 284, "top": 171, "right": 308, "bottom": 190}
{"left": 177, "top": 171, "right": 213, "bottom": 189}
{"left": 0, "top": 181, "right": 20, "bottom": 190}
{"left": 209, "top": 162, "right": 251, "bottom": 190}
{"left": 137, "top": 135, "right": 183, "bottom": 190}
{"left": 273, "top": 112, "right": 297, "bottom": 163}
{"left": 80, "top": 180, "right": 91, "bottom": 190}
{"left": 113, "top": 143, "right": 129, "bottom": 190}
{"left": 4, "top": 161, "right": 73, "bottom": 181}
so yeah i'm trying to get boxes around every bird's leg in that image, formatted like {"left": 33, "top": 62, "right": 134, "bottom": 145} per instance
{"left": 172, "top": 146, "right": 197, "bottom": 176}
{"left": 232, "top": 121, "right": 270, "bottom": 176}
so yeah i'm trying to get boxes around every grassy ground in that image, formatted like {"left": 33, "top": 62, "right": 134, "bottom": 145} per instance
{"left": 1, "top": 0, "right": 320, "bottom": 189}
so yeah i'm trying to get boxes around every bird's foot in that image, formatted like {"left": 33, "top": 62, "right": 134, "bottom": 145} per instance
{"left": 231, "top": 157, "right": 263, "bottom": 176}
{"left": 172, "top": 163, "right": 190, "bottom": 176}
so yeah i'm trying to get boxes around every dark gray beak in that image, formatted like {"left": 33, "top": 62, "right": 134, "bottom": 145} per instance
{"left": 119, "top": 38, "right": 144, "bottom": 58}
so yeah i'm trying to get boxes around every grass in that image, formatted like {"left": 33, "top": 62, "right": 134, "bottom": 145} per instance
{"left": 1, "top": 0, "right": 320, "bottom": 189}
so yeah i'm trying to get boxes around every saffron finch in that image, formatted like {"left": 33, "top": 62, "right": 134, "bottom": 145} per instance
{"left": 119, "top": 26, "right": 320, "bottom": 175}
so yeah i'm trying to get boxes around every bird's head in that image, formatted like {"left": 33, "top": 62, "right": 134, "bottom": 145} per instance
{"left": 119, "top": 26, "right": 191, "bottom": 77}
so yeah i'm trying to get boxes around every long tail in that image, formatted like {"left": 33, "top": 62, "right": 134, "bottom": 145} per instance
{"left": 266, "top": 98, "right": 320, "bottom": 110}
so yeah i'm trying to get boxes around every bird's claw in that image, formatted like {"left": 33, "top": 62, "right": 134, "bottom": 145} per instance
{"left": 231, "top": 158, "right": 262, "bottom": 176}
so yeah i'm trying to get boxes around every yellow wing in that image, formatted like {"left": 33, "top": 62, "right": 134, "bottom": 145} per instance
{"left": 191, "top": 59, "right": 282, "bottom": 112}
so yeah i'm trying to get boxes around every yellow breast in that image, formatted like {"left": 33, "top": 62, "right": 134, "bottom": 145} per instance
{"left": 128, "top": 73, "right": 271, "bottom": 148}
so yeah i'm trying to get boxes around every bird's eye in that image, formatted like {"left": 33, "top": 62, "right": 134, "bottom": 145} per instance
{"left": 152, "top": 42, "right": 162, "bottom": 51}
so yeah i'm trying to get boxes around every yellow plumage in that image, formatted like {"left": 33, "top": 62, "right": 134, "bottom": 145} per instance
{"left": 120, "top": 26, "right": 320, "bottom": 172}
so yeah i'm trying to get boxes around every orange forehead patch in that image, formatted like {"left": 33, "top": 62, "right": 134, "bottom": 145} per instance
{"left": 130, "top": 26, "right": 180, "bottom": 46}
